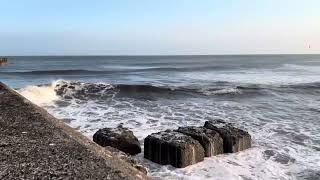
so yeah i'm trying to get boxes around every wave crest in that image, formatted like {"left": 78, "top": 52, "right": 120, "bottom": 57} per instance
{"left": 53, "top": 80, "right": 245, "bottom": 100}
{"left": 18, "top": 80, "right": 320, "bottom": 104}
{"left": 54, "top": 80, "right": 115, "bottom": 100}
{"left": 18, "top": 82, "right": 59, "bottom": 105}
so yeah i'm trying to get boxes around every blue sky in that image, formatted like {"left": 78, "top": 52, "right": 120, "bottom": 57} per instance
{"left": 0, "top": 0, "right": 319, "bottom": 55}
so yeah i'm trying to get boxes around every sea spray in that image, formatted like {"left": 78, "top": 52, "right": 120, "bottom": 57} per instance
{"left": 18, "top": 81, "right": 59, "bottom": 105}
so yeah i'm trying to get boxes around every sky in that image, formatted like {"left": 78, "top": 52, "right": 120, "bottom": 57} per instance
{"left": 0, "top": 0, "right": 319, "bottom": 55}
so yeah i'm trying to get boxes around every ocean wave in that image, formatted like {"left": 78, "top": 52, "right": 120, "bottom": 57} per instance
{"left": 200, "top": 87, "right": 241, "bottom": 96}
{"left": 280, "top": 64, "right": 320, "bottom": 72}
{"left": 0, "top": 65, "right": 237, "bottom": 76}
{"left": 135, "top": 65, "right": 233, "bottom": 72}
{"left": 1, "top": 69, "right": 112, "bottom": 75}
{"left": 18, "top": 82, "right": 59, "bottom": 105}
{"left": 18, "top": 80, "right": 320, "bottom": 104}
{"left": 18, "top": 80, "right": 257, "bottom": 103}
{"left": 54, "top": 80, "right": 248, "bottom": 99}
{"left": 280, "top": 82, "right": 320, "bottom": 89}
{"left": 14, "top": 64, "right": 318, "bottom": 78}
{"left": 1, "top": 68, "right": 182, "bottom": 76}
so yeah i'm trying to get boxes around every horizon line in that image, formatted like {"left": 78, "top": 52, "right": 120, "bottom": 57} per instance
{"left": 2, "top": 53, "right": 320, "bottom": 57}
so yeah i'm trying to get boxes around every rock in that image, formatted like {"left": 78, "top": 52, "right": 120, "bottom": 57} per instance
{"left": 105, "top": 146, "right": 148, "bottom": 174}
{"left": 144, "top": 130, "right": 205, "bottom": 168}
{"left": 204, "top": 119, "right": 251, "bottom": 153}
{"left": 93, "top": 125, "right": 141, "bottom": 155}
{"left": 176, "top": 126, "right": 223, "bottom": 157}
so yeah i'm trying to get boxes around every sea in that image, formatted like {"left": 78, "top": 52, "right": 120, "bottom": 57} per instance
{"left": 1, "top": 55, "right": 320, "bottom": 179}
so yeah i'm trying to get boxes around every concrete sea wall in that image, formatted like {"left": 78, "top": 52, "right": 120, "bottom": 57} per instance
{"left": 0, "top": 82, "right": 148, "bottom": 179}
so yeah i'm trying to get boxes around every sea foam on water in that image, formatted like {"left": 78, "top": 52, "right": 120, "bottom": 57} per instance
{"left": 18, "top": 81, "right": 59, "bottom": 105}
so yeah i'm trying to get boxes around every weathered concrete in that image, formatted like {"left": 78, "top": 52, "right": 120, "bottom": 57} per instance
{"left": 204, "top": 119, "right": 251, "bottom": 153}
{"left": 176, "top": 126, "right": 224, "bottom": 157}
{"left": 144, "top": 130, "right": 205, "bottom": 168}
{"left": 0, "top": 82, "right": 148, "bottom": 179}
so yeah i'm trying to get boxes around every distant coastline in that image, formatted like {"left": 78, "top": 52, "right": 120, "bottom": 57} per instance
{"left": 1, "top": 53, "right": 320, "bottom": 57}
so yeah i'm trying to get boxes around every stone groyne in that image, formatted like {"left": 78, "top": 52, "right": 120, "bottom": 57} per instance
{"left": 0, "top": 82, "right": 148, "bottom": 179}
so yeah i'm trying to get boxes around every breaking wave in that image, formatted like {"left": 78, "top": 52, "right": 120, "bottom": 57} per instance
{"left": 53, "top": 80, "right": 246, "bottom": 100}
{"left": 18, "top": 81, "right": 59, "bottom": 105}
{"left": 17, "top": 80, "right": 246, "bottom": 103}
{"left": 18, "top": 79, "right": 320, "bottom": 105}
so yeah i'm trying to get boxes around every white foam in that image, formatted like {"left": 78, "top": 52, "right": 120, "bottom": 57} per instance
{"left": 179, "top": 68, "right": 320, "bottom": 85}
{"left": 18, "top": 81, "right": 59, "bottom": 105}
{"left": 202, "top": 87, "right": 241, "bottom": 96}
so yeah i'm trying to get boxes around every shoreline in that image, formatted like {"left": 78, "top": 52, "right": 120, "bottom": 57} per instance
{"left": 0, "top": 82, "right": 148, "bottom": 179}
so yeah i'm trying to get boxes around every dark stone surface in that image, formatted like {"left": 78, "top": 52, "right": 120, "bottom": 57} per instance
{"left": 176, "top": 126, "right": 224, "bottom": 157}
{"left": 204, "top": 119, "right": 251, "bottom": 153}
{"left": 144, "top": 130, "right": 205, "bottom": 168}
{"left": 0, "top": 82, "right": 148, "bottom": 180}
{"left": 93, "top": 126, "right": 141, "bottom": 155}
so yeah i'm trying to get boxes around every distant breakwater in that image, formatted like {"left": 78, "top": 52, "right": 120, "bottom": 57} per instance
{"left": 0, "top": 57, "right": 8, "bottom": 66}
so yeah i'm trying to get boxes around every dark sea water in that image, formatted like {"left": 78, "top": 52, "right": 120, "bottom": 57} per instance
{"left": 1, "top": 55, "right": 320, "bottom": 179}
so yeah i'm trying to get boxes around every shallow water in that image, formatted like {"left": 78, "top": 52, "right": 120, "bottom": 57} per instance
{"left": 1, "top": 55, "right": 320, "bottom": 179}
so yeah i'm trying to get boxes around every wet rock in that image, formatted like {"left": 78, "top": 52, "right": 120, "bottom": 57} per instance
{"left": 93, "top": 125, "right": 141, "bottom": 155}
{"left": 144, "top": 130, "right": 205, "bottom": 168}
{"left": 204, "top": 119, "right": 251, "bottom": 153}
{"left": 176, "top": 126, "right": 224, "bottom": 157}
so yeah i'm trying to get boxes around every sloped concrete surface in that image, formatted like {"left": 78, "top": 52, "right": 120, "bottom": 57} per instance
{"left": 0, "top": 82, "right": 148, "bottom": 180}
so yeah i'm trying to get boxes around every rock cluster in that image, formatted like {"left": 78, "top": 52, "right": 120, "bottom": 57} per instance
{"left": 93, "top": 120, "right": 251, "bottom": 169}
{"left": 144, "top": 120, "right": 251, "bottom": 168}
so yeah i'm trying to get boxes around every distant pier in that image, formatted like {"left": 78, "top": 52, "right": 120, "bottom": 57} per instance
{"left": 0, "top": 57, "right": 8, "bottom": 66}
